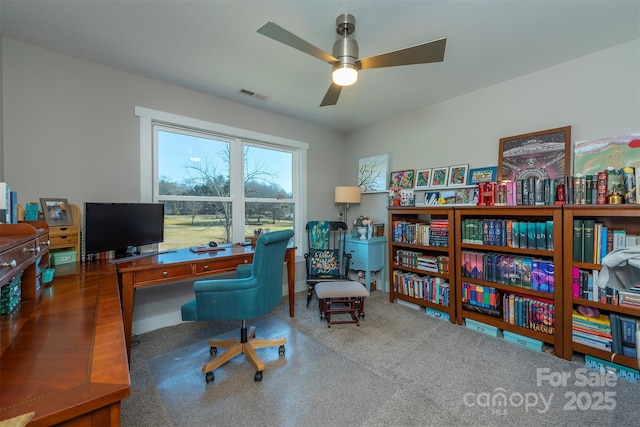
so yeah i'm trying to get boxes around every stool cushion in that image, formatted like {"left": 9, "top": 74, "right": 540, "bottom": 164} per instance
{"left": 315, "top": 281, "right": 369, "bottom": 299}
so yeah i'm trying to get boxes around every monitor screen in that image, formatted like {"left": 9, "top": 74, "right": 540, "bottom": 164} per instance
{"left": 84, "top": 202, "right": 164, "bottom": 258}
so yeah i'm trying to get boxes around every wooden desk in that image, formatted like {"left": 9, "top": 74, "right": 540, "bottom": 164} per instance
{"left": 116, "top": 246, "right": 296, "bottom": 361}
{"left": 0, "top": 272, "right": 130, "bottom": 426}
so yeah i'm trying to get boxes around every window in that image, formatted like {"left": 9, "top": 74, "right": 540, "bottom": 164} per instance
{"left": 135, "top": 107, "right": 307, "bottom": 253}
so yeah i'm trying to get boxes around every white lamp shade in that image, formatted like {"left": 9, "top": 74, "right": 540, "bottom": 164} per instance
{"left": 335, "top": 186, "right": 361, "bottom": 204}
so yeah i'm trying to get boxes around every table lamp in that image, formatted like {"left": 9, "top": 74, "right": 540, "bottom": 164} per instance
{"left": 334, "top": 186, "right": 361, "bottom": 226}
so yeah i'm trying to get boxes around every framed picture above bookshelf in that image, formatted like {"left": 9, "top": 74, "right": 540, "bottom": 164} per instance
{"left": 448, "top": 164, "right": 469, "bottom": 186}
{"left": 498, "top": 126, "right": 571, "bottom": 182}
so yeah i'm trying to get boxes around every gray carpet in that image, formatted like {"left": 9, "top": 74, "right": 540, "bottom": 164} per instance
{"left": 123, "top": 291, "right": 640, "bottom": 426}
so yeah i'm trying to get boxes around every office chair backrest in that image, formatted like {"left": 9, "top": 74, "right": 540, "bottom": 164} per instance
{"left": 252, "top": 229, "right": 294, "bottom": 313}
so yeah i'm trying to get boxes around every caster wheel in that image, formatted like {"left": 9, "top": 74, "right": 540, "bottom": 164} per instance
{"left": 210, "top": 346, "right": 217, "bottom": 356}
{"left": 254, "top": 371, "right": 263, "bottom": 382}
{"left": 205, "top": 371, "right": 215, "bottom": 383}
{"left": 278, "top": 345, "right": 285, "bottom": 355}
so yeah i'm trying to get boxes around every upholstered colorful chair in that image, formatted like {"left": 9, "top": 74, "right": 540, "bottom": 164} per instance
{"left": 181, "top": 229, "right": 294, "bottom": 383}
{"left": 304, "top": 221, "right": 351, "bottom": 306}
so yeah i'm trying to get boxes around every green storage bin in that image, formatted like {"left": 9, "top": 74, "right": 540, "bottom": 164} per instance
{"left": 465, "top": 318, "right": 501, "bottom": 337}
{"left": 51, "top": 250, "right": 77, "bottom": 266}
{"left": 585, "top": 355, "right": 639, "bottom": 383}
{"left": 503, "top": 330, "right": 543, "bottom": 352}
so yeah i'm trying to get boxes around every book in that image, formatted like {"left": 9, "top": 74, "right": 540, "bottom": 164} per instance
{"left": 572, "top": 309, "right": 611, "bottom": 327}
{"left": 573, "top": 219, "right": 584, "bottom": 262}
{"left": 620, "top": 316, "right": 638, "bottom": 358}
{"left": 596, "top": 172, "right": 608, "bottom": 204}
{"left": 609, "top": 313, "right": 623, "bottom": 353}
{"left": 511, "top": 221, "right": 520, "bottom": 248}
{"left": 612, "top": 229, "right": 627, "bottom": 250}
{"left": 585, "top": 175, "right": 593, "bottom": 204}
{"left": 9, "top": 190, "right": 18, "bottom": 224}
{"left": 582, "top": 219, "right": 595, "bottom": 263}
{"left": 0, "top": 182, "right": 10, "bottom": 224}
{"left": 546, "top": 220, "right": 554, "bottom": 251}
{"left": 535, "top": 222, "right": 546, "bottom": 250}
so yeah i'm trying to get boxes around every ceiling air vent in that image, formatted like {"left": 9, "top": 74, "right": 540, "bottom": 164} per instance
{"left": 239, "top": 88, "right": 268, "bottom": 101}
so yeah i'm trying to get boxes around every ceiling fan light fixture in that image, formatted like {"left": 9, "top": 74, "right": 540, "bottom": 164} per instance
{"left": 332, "top": 63, "right": 358, "bottom": 86}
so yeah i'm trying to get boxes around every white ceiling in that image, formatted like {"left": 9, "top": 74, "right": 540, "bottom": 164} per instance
{"left": 1, "top": 0, "right": 639, "bottom": 133}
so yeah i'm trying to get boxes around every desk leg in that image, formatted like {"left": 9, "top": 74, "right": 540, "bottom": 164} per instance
{"left": 120, "top": 273, "right": 134, "bottom": 363}
{"left": 286, "top": 248, "right": 295, "bottom": 317}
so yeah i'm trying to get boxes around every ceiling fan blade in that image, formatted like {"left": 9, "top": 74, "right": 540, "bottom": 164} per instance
{"left": 320, "top": 83, "right": 342, "bottom": 107}
{"left": 358, "top": 38, "right": 446, "bottom": 70}
{"left": 258, "top": 21, "right": 338, "bottom": 64}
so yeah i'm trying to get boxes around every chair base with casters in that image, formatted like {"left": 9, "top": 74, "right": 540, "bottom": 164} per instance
{"left": 203, "top": 319, "right": 286, "bottom": 383}
{"left": 315, "top": 281, "right": 369, "bottom": 327}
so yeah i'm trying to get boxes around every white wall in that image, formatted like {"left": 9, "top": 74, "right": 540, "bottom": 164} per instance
{"left": 345, "top": 39, "right": 640, "bottom": 227}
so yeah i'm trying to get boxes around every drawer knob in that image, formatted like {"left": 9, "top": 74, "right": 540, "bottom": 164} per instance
{"left": 203, "top": 265, "right": 209, "bottom": 271}
{"left": 162, "top": 271, "right": 168, "bottom": 277}
{"left": 1, "top": 260, "right": 17, "bottom": 269}
{"left": 28, "top": 246, "right": 41, "bottom": 254}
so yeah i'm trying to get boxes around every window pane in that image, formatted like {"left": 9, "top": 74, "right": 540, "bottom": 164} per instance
{"left": 158, "top": 130, "right": 230, "bottom": 197}
{"left": 244, "top": 145, "right": 293, "bottom": 199}
{"left": 160, "top": 200, "right": 232, "bottom": 249}
{"left": 244, "top": 202, "right": 294, "bottom": 241}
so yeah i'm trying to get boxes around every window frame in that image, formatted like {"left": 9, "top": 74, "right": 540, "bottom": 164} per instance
{"left": 135, "top": 106, "right": 307, "bottom": 255}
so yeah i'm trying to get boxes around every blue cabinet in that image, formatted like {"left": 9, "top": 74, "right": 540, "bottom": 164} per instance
{"left": 342, "top": 235, "right": 387, "bottom": 292}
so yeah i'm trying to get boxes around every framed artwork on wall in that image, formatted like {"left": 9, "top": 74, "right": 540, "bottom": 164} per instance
{"left": 40, "top": 198, "right": 73, "bottom": 226}
{"left": 414, "top": 169, "right": 432, "bottom": 188}
{"left": 358, "top": 153, "right": 390, "bottom": 193}
{"left": 430, "top": 167, "right": 449, "bottom": 188}
{"left": 498, "top": 126, "right": 571, "bottom": 182}
{"left": 389, "top": 169, "right": 415, "bottom": 189}
{"left": 468, "top": 166, "right": 498, "bottom": 184}
{"left": 448, "top": 164, "right": 469, "bottom": 186}
{"left": 574, "top": 133, "right": 640, "bottom": 175}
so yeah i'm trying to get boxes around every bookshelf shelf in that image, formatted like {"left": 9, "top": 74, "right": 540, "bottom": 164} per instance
{"left": 563, "top": 205, "right": 640, "bottom": 370}
{"left": 388, "top": 206, "right": 456, "bottom": 323}
{"left": 453, "top": 206, "right": 564, "bottom": 357}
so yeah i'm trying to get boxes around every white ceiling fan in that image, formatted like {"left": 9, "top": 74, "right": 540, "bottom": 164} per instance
{"left": 257, "top": 13, "right": 447, "bottom": 107}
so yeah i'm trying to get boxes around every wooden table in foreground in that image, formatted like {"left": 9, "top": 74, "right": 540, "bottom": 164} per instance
{"left": 0, "top": 272, "right": 130, "bottom": 426}
{"left": 116, "top": 246, "right": 296, "bottom": 362}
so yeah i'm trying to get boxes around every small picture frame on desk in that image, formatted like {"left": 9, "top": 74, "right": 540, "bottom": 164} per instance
{"left": 40, "top": 197, "right": 73, "bottom": 226}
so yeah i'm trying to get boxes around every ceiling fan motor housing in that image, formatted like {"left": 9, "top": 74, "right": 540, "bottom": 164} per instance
{"left": 335, "top": 13, "right": 355, "bottom": 36}
{"left": 333, "top": 13, "right": 359, "bottom": 69}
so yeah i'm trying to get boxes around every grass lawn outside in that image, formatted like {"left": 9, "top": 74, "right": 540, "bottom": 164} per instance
{"left": 159, "top": 215, "right": 293, "bottom": 250}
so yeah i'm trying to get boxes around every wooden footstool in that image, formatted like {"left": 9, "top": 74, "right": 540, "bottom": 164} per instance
{"left": 315, "top": 281, "right": 369, "bottom": 327}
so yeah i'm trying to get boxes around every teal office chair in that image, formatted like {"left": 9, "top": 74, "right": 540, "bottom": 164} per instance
{"left": 181, "top": 229, "right": 294, "bottom": 383}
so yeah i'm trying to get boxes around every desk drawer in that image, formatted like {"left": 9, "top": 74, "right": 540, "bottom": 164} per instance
{"left": 349, "top": 260, "right": 366, "bottom": 271}
{"left": 133, "top": 264, "right": 193, "bottom": 284}
{"left": 195, "top": 255, "right": 252, "bottom": 275}
{"left": 1, "top": 240, "right": 36, "bottom": 286}
{"left": 36, "top": 234, "right": 51, "bottom": 253}
{"left": 49, "top": 226, "right": 79, "bottom": 239}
